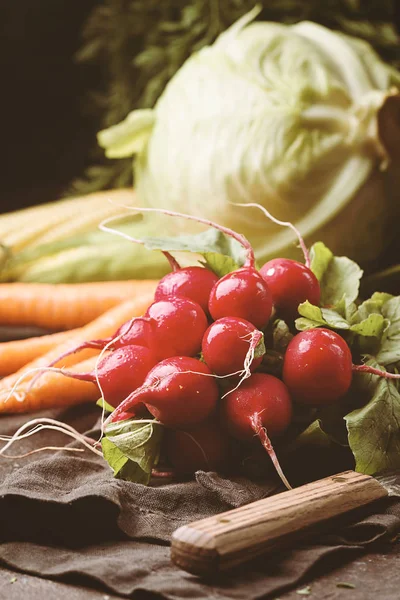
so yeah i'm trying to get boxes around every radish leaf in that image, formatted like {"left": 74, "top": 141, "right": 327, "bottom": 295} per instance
{"left": 320, "top": 255, "right": 363, "bottom": 307}
{"left": 102, "top": 419, "right": 163, "bottom": 484}
{"left": 137, "top": 227, "right": 247, "bottom": 263}
{"left": 200, "top": 252, "right": 239, "bottom": 277}
{"left": 310, "top": 242, "right": 363, "bottom": 307}
{"left": 294, "top": 420, "right": 332, "bottom": 449}
{"left": 272, "top": 319, "right": 293, "bottom": 352}
{"left": 376, "top": 296, "right": 400, "bottom": 366}
{"left": 350, "top": 314, "right": 387, "bottom": 338}
{"left": 310, "top": 242, "right": 333, "bottom": 281}
{"left": 295, "top": 301, "right": 349, "bottom": 331}
{"left": 345, "top": 372, "right": 400, "bottom": 475}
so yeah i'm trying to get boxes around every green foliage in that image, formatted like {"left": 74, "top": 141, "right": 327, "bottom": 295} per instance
{"left": 102, "top": 418, "right": 163, "bottom": 484}
{"left": 345, "top": 369, "right": 400, "bottom": 475}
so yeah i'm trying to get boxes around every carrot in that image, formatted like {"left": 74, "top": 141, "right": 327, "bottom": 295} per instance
{"left": 0, "top": 328, "right": 81, "bottom": 377}
{"left": 0, "top": 356, "right": 100, "bottom": 414}
{"left": 0, "top": 279, "right": 158, "bottom": 330}
{"left": 0, "top": 291, "right": 155, "bottom": 411}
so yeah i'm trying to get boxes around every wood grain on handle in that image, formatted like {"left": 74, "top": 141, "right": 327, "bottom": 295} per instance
{"left": 171, "top": 470, "right": 387, "bottom": 576}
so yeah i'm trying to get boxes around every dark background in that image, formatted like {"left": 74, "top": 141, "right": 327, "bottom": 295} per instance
{"left": 1, "top": 0, "right": 100, "bottom": 212}
{"left": 1, "top": 0, "right": 400, "bottom": 224}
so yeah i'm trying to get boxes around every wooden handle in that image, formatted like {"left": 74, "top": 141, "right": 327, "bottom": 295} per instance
{"left": 171, "top": 470, "right": 387, "bottom": 576}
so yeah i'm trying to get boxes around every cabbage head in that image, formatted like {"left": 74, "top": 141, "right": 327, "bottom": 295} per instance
{"left": 98, "top": 8, "right": 400, "bottom": 267}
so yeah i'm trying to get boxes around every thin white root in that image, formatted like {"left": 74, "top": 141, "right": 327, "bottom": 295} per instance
{"left": 0, "top": 418, "right": 103, "bottom": 458}
{"left": 232, "top": 201, "right": 311, "bottom": 268}
{"left": 0, "top": 365, "right": 57, "bottom": 405}
{"left": 221, "top": 330, "right": 263, "bottom": 399}
{"left": 1, "top": 446, "right": 84, "bottom": 459}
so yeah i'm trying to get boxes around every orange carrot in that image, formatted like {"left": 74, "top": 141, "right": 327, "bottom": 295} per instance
{"left": 0, "top": 356, "right": 100, "bottom": 414}
{"left": 0, "top": 328, "right": 81, "bottom": 377}
{"left": 0, "top": 280, "right": 158, "bottom": 330}
{"left": 0, "top": 291, "right": 155, "bottom": 411}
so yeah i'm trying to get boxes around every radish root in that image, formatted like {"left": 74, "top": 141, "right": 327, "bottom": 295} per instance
{"left": 0, "top": 418, "right": 103, "bottom": 459}
{"left": 250, "top": 412, "right": 292, "bottom": 490}
{"left": 233, "top": 201, "right": 311, "bottom": 268}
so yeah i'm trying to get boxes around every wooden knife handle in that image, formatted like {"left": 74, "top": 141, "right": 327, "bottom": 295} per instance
{"left": 170, "top": 470, "right": 387, "bottom": 576}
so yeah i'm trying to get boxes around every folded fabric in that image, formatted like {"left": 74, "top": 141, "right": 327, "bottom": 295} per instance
{"left": 0, "top": 405, "right": 399, "bottom": 599}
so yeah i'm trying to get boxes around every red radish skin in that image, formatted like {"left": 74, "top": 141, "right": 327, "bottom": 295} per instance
{"left": 32, "top": 295, "right": 206, "bottom": 380}
{"left": 221, "top": 372, "right": 292, "bottom": 488}
{"left": 28, "top": 317, "right": 152, "bottom": 387}
{"left": 154, "top": 266, "right": 219, "bottom": 314}
{"left": 208, "top": 267, "right": 273, "bottom": 330}
{"left": 110, "top": 356, "right": 219, "bottom": 428}
{"left": 101, "top": 204, "right": 275, "bottom": 331}
{"left": 202, "top": 317, "right": 264, "bottom": 376}
{"left": 283, "top": 328, "right": 353, "bottom": 405}
{"left": 165, "top": 419, "right": 231, "bottom": 476}
{"left": 57, "top": 344, "right": 157, "bottom": 408}
{"left": 145, "top": 297, "right": 208, "bottom": 361}
{"left": 28, "top": 297, "right": 207, "bottom": 400}
{"left": 260, "top": 259, "right": 320, "bottom": 322}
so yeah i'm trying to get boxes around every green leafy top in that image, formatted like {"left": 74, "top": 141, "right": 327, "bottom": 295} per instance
{"left": 290, "top": 242, "right": 400, "bottom": 476}
{"left": 309, "top": 241, "right": 363, "bottom": 307}
{"left": 345, "top": 363, "right": 400, "bottom": 475}
{"left": 296, "top": 242, "right": 394, "bottom": 359}
{"left": 102, "top": 419, "right": 163, "bottom": 485}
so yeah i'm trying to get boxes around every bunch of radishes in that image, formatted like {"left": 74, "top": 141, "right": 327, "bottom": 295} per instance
{"left": 38, "top": 204, "right": 381, "bottom": 489}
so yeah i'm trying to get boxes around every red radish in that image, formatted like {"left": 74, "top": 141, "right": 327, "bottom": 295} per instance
{"left": 145, "top": 297, "right": 208, "bottom": 361}
{"left": 283, "top": 328, "right": 353, "bottom": 405}
{"left": 221, "top": 372, "right": 292, "bottom": 488}
{"left": 202, "top": 317, "right": 264, "bottom": 376}
{"left": 27, "top": 296, "right": 207, "bottom": 391}
{"left": 45, "top": 344, "right": 158, "bottom": 408}
{"left": 260, "top": 258, "right": 320, "bottom": 322}
{"left": 154, "top": 266, "right": 219, "bottom": 314}
{"left": 101, "top": 205, "right": 272, "bottom": 330}
{"left": 25, "top": 317, "right": 153, "bottom": 393}
{"left": 233, "top": 202, "right": 312, "bottom": 269}
{"left": 110, "top": 356, "right": 219, "bottom": 428}
{"left": 208, "top": 268, "right": 273, "bottom": 330}
{"left": 232, "top": 203, "right": 319, "bottom": 323}
{"left": 165, "top": 419, "right": 231, "bottom": 476}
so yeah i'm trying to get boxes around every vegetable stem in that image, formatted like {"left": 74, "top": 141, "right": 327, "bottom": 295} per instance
{"left": 99, "top": 205, "right": 256, "bottom": 268}
{"left": 352, "top": 364, "right": 400, "bottom": 380}
{"left": 233, "top": 202, "right": 311, "bottom": 268}
{"left": 162, "top": 251, "right": 181, "bottom": 271}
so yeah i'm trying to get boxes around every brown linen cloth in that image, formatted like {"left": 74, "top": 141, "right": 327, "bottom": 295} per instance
{"left": 0, "top": 404, "right": 399, "bottom": 599}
